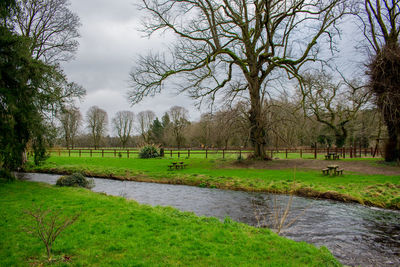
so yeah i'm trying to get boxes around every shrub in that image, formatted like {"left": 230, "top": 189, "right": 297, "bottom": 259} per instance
{"left": 0, "top": 168, "right": 15, "bottom": 181}
{"left": 56, "top": 173, "right": 94, "bottom": 188}
{"left": 138, "top": 145, "right": 160, "bottom": 159}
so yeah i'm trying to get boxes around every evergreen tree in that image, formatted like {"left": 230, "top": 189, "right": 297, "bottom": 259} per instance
{"left": 149, "top": 118, "right": 164, "bottom": 144}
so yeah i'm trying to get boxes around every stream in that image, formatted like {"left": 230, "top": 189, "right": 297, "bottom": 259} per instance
{"left": 20, "top": 173, "right": 400, "bottom": 266}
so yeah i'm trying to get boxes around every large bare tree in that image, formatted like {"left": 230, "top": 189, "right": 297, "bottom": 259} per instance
{"left": 136, "top": 110, "right": 155, "bottom": 144}
{"left": 302, "top": 70, "right": 371, "bottom": 147}
{"left": 86, "top": 106, "right": 108, "bottom": 149}
{"left": 356, "top": 0, "right": 400, "bottom": 161}
{"left": 15, "top": 0, "right": 80, "bottom": 63}
{"left": 58, "top": 106, "right": 81, "bottom": 149}
{"left": 112, "top": 111, "right": 135, "bottom": 148}
{"left": 129, "top": 0, "right": 348, "bottom": 158}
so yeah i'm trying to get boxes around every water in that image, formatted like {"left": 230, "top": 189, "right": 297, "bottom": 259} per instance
{"left": 20, "top": 173, "right": 400, "bottom": 266}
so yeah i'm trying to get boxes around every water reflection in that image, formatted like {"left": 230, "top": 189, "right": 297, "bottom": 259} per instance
{"left": 20, "top": 173, "right": 400, "bottom": 266}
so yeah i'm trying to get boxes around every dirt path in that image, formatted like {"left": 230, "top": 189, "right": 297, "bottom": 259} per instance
{"left": 231, "top": 159, "right": 400, "bottom": 175}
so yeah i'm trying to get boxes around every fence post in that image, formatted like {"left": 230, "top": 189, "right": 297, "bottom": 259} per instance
{"left": 170, "top": 149, "right": 173, "bottom": 157}
{"left": 223, "top": 149, "right": 225, "bottom": 159}
{"left": 285, "top": 149, "right": 288, "bottom": 159}
{"left": 188, "top": 149, "right": 190, "bottom": 158}
{"left": 79, "top": 149, "right": 81, "bottom": 157}
{"left": 102, "top": 149, "right": 104, "bottom": 158}
{"left": 68, "top": 149, "right": 70, "bottom": 157}
{"left": 206, "top": 149, "right": 208, "bottom": 159}
{"left": 270, "top": 150, "right": 273, "bottom": 159}
{"left": 58, "top": 149, "right": 61, "bottom": 156}
{"left": 178, "top": 151, "right": 180, "bottom": 158}
{"left": 343, "top": 147, "right": 345, "bottom": 158}
{"left": 90, "top": 149, "right": 92, "bottom": 157}
{"left": 239, "top": 149, "right": 242, "bottom": 159}
{"left": 314, "top": 144, "right": 317, "bottom": 159}
{"left": 127, "top": 150, "right": 129, "bottom": 158}
{"left": 114, "top": 149, "right": 116, "bottom": 157}
{"left": 300, "top": 149, "right": 302, "bottom": 158}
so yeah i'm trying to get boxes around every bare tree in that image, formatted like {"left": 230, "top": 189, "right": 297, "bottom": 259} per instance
{"left": 23, "top": 205, "right": 80, "bottom": 261}
{"left": 213, "top": 109, "right": 238, "bottom": 149}
{"left": 168, "top": 106, "right": 189, "bottom": 149}
{"left": 129, "top": 0, "right": 349, "bottom": 159}
{"left": 86, "top": 106, "right": 108, "bottom": 149}
{"left": 15, "top": 0, "right": 80, "bottom": 63}
{"left": 302, "top": 70, "right": 371, "bottom": 147}
{"left": 355, "top": 0, "right": 400, "bottom": 161}
{"left": 58, "top": 106, "right": 81, "bottom": 149}
{"left": 136, "top": 110, "right": 155, "bottom": 144}
{"left": 112, "top": 111, "right": 134, "bottom": 148}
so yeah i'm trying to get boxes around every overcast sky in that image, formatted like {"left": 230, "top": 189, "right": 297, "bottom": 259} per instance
{"left": 61, "top": 0, "right": 204, "bottom": 126}
{"left": 61, "top": 0, "right": 364, "bottom": 132}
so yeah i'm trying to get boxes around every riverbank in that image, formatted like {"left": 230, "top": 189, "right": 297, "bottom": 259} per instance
{"left": 0, "top": 180, "right": 340, "bottom": 266}
{"left": 26, "top": 156, "right": 400, "bottom": 209}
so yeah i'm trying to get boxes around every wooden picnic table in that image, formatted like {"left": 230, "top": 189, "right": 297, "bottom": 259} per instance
{"left": 168, "top": 162, "right": 187, "bottom": 170}
{"left": 322, "top": 165, "right": 343, "bottom": 176}
{"left": 325, "top": 152, "right": 340, "bottom": 160}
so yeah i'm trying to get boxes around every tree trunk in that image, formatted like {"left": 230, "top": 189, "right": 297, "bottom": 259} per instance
{"left": 384, "top": 119, "right": 400, "bottom": 162}
{"left": 334, "top": 126, "right": 347, "bottom": 148}
{"left": 249, "top": 81, "right": 267, "bottom": 159}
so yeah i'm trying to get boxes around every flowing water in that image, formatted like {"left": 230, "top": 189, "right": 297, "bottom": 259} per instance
{"left": 20, "top": 173, "right": 400, "bottom": 266}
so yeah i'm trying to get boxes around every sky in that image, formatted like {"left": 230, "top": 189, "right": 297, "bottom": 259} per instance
{"left": 61, "top": 0, "right": 365, "bottom": 133}
{"left": 61, "top": 0, "right": 204, "bottom": 125}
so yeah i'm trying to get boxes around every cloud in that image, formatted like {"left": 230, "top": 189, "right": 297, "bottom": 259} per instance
{"left": 62, "top": 0, "right": 201, "bottom": 133}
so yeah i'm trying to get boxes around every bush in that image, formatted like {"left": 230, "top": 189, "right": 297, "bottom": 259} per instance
{"left": 0, "top": 168, "right": 15, "bottom": 181}
{"left": 56, "top": 173, "right": 94, "bottom": 188}
{"left": 138, "top": 145, "right": 160, "bottom": 159}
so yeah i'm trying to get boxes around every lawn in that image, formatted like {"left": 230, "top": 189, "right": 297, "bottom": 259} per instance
{"left": 0, "top": 180, "right": 340, "bottom": 266}
{"left": 26, "top": 156, "right": 400, "bottom": 209}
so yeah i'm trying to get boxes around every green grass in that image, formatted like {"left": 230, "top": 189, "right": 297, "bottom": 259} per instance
{"left": 27, "top": 156, "right": 400, "bottom": 209}
{"left": 0, "top": 180, "right": 340, "bottom": 266}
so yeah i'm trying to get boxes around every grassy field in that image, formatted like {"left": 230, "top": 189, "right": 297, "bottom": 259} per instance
{"left": 26, "top": 156, "right": 400, "bottom": 209}
{"left": 0, "top": 180, "right": 340, "bottom": 266}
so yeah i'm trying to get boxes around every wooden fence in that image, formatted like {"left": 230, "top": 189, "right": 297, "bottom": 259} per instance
{"left": 47, "top": 146, "right": 383, "bottom": 159}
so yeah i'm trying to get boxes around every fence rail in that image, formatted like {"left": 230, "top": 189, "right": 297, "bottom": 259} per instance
{"left": 47, "top": 146, "right": 383, "bottom": 159}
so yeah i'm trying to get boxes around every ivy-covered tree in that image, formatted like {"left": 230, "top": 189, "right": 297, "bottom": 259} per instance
{"left": 0, "top": 1, "right": 84, "bottom": 177}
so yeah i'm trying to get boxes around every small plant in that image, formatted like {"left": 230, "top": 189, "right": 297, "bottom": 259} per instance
{"left": 23, "top": 205, "right": 80, "bottom": 261}
{"left": 138, "top": 145, "right": 160, "bottom": 158}
{"left": 56, "top": 173, "right": 94, "bottom": 188}
{"left": 252, "top": 168, "right": 309, "bottom": 234}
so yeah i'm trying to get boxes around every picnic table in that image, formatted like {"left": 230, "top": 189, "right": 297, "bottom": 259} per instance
{"left": 325, "top": 152, "right": 340, "bottom": 160}
{"left": 168, "top": 162, "right": 187, "bottom": 170}
{"left": 322, "top": 164, "right": 343, "bottom": 176}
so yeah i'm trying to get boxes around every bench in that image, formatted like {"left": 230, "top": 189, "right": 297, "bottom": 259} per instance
{"left": 335, "top": 169, "right": 344, "bottom": 175}
{"left": 322, "top": 168, "right": 329, "bottom": 175}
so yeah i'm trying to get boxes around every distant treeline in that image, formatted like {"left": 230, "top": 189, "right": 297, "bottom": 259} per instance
{"left": 56, "top": 99, "right": 386, "bottom": 150}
